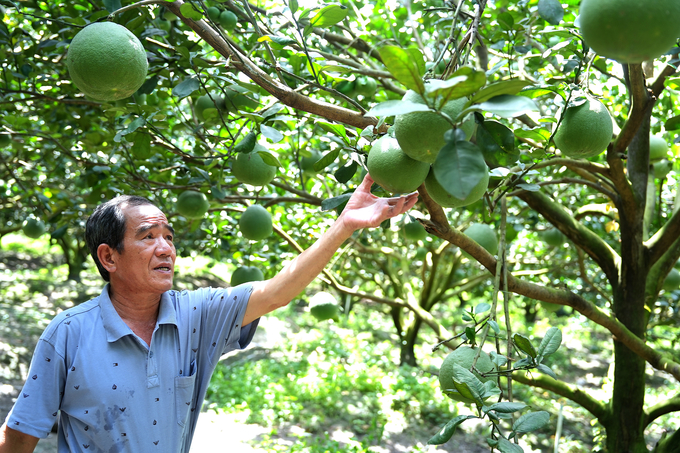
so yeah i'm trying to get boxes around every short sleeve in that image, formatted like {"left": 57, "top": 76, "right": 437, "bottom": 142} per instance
{"left": 195, "top": 284, "right": 259, "bottom": 364}
{"left": 5, "top": 338, "right": 66, "bottom": 438}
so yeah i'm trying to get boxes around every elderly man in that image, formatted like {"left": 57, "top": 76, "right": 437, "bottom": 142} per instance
{"left": 0, "top": 175, "right": 418, "bottom": 453}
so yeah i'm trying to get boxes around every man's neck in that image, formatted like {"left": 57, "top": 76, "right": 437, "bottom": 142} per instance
{"left": 107, "top": 285, "right": 161, "bottom": 346}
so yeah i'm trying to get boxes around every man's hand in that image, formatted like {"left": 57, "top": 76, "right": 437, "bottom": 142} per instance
{"left": 339, "top": 174, "right": 419, "bottom": 232}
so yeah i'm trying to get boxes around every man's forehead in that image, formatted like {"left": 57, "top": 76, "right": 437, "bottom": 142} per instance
{"left": 122, "top": 203, "right": 171, "bottom": 228}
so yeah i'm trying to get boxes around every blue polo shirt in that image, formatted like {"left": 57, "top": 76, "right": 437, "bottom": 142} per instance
{"left": 5, "top": 283, "right": 258, "bottom": 452}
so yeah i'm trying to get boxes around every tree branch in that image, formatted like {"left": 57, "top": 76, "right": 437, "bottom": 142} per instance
{"left": 512, "top": 371, "right": 611, "bottom": 421}
{"left": 164, "top": 1, "right": 381, "bottom": 131}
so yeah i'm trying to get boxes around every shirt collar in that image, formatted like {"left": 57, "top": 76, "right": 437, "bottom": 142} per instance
{"left": 98, "top": 284, "right": 178, "bottom": 343}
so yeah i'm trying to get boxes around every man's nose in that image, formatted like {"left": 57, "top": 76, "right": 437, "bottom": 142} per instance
{"left": 155, "top": 237, "right": 175, "bottom": 255}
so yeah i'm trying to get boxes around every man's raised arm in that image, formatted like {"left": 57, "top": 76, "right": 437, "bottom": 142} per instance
{"left": 243, "top": 175, "right": 418, "bottom": 325}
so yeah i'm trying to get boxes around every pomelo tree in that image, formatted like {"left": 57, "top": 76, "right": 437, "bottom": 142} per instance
{"left": 2, "top": 0, "right": 680, "bottom": 451}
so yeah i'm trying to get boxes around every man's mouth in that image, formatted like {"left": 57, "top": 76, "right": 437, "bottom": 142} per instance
{"left": 154, "top": 266, "right": 172, "bottom": 272}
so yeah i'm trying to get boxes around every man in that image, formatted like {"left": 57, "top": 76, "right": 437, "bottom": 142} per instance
{"left": 0, "top": 175, "right": 418, "bottom": 453}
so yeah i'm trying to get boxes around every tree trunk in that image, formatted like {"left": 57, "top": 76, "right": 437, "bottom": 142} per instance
{"left": 399, "top": 317, "right": 423, "bottom": 367}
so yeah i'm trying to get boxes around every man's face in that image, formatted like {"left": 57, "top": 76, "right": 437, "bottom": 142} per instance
{"left": 109, "top": 203, "right": 176, "bottom": 296}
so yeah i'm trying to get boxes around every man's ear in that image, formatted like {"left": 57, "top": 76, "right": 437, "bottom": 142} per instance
{"left": 97, "top": 244, "right": 117, "bottom": 273}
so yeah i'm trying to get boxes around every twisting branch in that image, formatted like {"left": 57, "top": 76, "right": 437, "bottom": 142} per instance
{"left": 163, "top": 0, "right": 382, "bottom": 130}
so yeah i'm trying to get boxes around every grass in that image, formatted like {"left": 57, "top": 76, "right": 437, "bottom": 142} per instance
{"left": 205, "top": 306, "right": 458, "bottom": 451}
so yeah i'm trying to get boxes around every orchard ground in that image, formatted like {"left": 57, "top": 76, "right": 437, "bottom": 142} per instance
{"left": 0, "top": 234, "right": 678, "bottom": 452}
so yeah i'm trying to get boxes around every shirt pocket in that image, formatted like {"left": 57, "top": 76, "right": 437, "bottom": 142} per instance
{"left": 174, "top": 368, "right": 197, "bottom": 427}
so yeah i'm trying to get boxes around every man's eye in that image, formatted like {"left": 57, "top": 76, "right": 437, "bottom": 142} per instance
{"left": 166, "top": 235, "right": 174, "bottom": 242}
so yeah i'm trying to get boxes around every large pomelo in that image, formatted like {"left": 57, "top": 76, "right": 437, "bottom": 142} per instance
{"left": 367, "top": 135, "right": 429, "bottom": 194}
{"left": 176, "top": 190, "right": 210, "bottom": 219}
{"left": 553, "top": 97, "right": 613, "bottom": 159}
{"left": 67, "top": 22, "right": 148, "bottom": 101}
{"left": 579, "top": 0, "right": 680, "bottom": 63}
{"left": 394, "top": 91, "right": 467, "bottom": 164}
{"left": 239, "top": 205, "right": 273, "bottom": 241}
{"left": 232, "top": 151, "right": 276, "bottom": 186}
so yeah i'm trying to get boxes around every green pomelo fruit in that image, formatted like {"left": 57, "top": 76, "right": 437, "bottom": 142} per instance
{"left": 230, "top": 266, "right": 264, "bottom": 286}
{"left": 67, "top": 22, "right": 148, "bottom": 102}
{"left": 403, "top": 221, "right": 427, "bottom": 241}
{"left": 424, "top": 165, "right": 489, "bottom": 208}
{"left": 438, "top": 347, "right": 498, "bottom": 404}
{"left": 239, "top": 205, "right": 273, "bottom": 241}
{"left": 553, "top": 97, "right": 613, "bottom": 159}
{"left": 22, "top": 218, "right": 46, "bottom": 239}
{"left": 300, "top": 150, "right": 322, "bottom": 174}
{"left": 579, "top": 0, "right": 680, "bottom": 63}
{"left": 309, "top": 291, "right": 340, "bottom": 321}
{"left": 195, "top": 94, "right": 226, "bottom": 121}
{"left": 464, "top": 223, "right": 498, "bottom": 256}
{"left": 653, "top": 160, "right": 673, "bottom": 180}
{"left": 0, "top": 134, "right": 12, "bottom": 147}
{"left": 394, "top": 91, "right": 467, "bottom": 164}
{"left": 354, "top": 76, "right": 378, "bottom": 97}
{"left": 540, "top": 228, "right": 565, "bottom": 247}
{"left": 649, "top": 135, "right": 669, "bottom": 161}
{"left": 207, "top": 6, "right": 221, "bottom": 20}
{"left": 663, "top": 268, "right": 680, "bottom": 292}
{"left": 176, "top": 190, "right": 210, "bottom": 219}
{"left": 367, "top": 135, "right": 430, "bottom": 194}
{"left": 232, "top": 151, "right": 276, "bottom": 186}
{"left": 219, "top": 10, "right": 238, "bottom": 30}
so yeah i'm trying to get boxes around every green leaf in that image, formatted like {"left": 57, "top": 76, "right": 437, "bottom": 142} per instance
{"left": 233, "top": 132, "right": 258, "bottom": 154}
{"left": 136, "top": 75, "right": 159, "bottom": 96}
{"left": 512, "top": 411, "right": 551, "bottom": 434}
{"left": 451, "top": 363, "right": 485, "bottom": 402}
{"left": 289, "top": 0, "right": 299, "bottom": 15}
{"left": 486, "top": 402, "right": 527, "bottom": 414}
{"left": 316, "top": 122, "right": 348, "bottom": 143}
{"left": 309, "top": 4, "right": 347, "bottom": 29}
{"left": 497, "top": 437, "right": 525, "bottom": 453}
{"left": 665, "top": 115, "right": 680, "bottom": 131}
{"left": 261, "top": 125, "right": 283, "bottom": 143}
{"left": 537, "top": 0, "right": 564, "bottom": 25}
{"left": 536, "top": 363, "right": 558, "bottom": 379}
{"left": 471, "top": 79, "right": 534, "bottom": 104}
{"left": 315, "top": 149, "right": 340, "bottom": 171}
{"left": 427, "top": 415, "right": 477, "bottom": 445}
{"left": 179, "top": 3, "right": 203, "bottom": 20}
{"left": 334, "top": 161, "right": 357, "bottom": 183}
{"left": 514, "top": 128, "right": 551, "bottom": 146}
{"left": 427, "top": 67, "right": 486, "bottom": 101}
{"left": 365, "top": 100, "right": 431, "bottom": 118}
{"left": 476, "top": 120, "right": 519, "bottom": 168}
{"left": 537, "top": 326, "right": 562, "bottom": 357}
{"left": 321, "top": 193, "right": 351, "bottom": 211}
{"left": 172, "top": 77, "right": 200, "bottom": 98}
{"left": 475, "top": 302, "right": 491, "bottom": 314}
{"left": 475, "top": 94, "right": 539, "bottom": 118}
{"left": 103, "top": 0, "right": 122, "bottom": 13}
{"left": 520, "top": 86, "right": 566, "bottom": 100}
{"left": 130, "top": 133, "right": 152, "bottom": 159}
{"left": 465, "top": 327, "right": 476, "bottom": 344}
{"left": 433, "top": 139, "right": 488, "bottom": 201}
{"left": 488, "top": 320, "right": 500, "bottom": 334}
{"left": 378, "top": 45, "right": 425, "bottom": 94}
{"left": 513, "top": 333, "right": 537, "bottom": 358}
{"left": 257, "top": 151, "right": 282, "bottom": 167}
{"left": 497, "top": 12, "right": 514, "bottom": 30}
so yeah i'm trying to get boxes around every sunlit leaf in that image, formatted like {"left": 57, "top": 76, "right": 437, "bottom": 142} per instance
{"left": 428, "top": 415, "right": 477, "bottom": 445}
{"left": 378, "top": 45, "right": 425, "bottom": 93}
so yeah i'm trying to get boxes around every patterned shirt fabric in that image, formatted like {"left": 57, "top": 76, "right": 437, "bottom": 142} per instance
{"left": 5, "top": 283, "right": 258, "bottom": 453}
